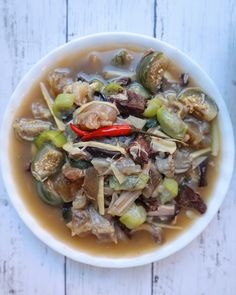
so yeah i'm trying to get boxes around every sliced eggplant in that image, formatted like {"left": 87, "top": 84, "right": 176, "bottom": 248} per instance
{"left": 31, "top": 145, "right": 64, "bottom": 181}
{"left": 136, "top": 51, "right": 168, "bottom": 93}
{"left": 36, "top": 181, "right": 63, "bottom": 206}
{"left": 178, "top": 87, "right": 218, "bottom": 121}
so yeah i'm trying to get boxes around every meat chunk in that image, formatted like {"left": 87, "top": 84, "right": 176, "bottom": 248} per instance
{"left": 112, "top": 90, "right": 146, "bottom": 116}
{"left": 176, "top": 185, "right": 207, "bottom": 214}
{"left": 68, "top": 206, "right": 117, "bottom": 243}
{"left": 32, "top": 102, "right": 51, "bottom": 119}
{"left": 48, "top": 68, "right": 73, "bottom": 95}
{"left": 13, "top": 118, "right": 52, "bottom": 141}
{"left": 127, "top": 135, "right": 154, "bottom": 164}
{"left": 62, "top": 163, "right": 85, "bottom": 182}
{"left": 74, "top": 102, "right": 119, "bottom": 130}
{"left": 63, "top": 81, "right": 93, "bottom": 106}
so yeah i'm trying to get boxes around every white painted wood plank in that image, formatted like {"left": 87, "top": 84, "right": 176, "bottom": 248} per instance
{"left": 0, "top": 1, "right": 66, "bottom": 294}
{"left": 66, "top": 1, "right": 154, "bottom": 295}
{"left": 153, "top": 1, "right": 236, "bottom": 294}
{"left": 67, "top": 0, "right": 155, "bottom": 40}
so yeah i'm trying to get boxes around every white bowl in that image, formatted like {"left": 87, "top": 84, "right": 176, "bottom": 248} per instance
{"left": 1, "top": 32, "right": 234, "bottom": 268}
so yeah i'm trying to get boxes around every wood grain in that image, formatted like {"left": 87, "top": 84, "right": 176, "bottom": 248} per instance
{"left": 0, "top": 0, "right": 235, "bottom": 294}
{"left": 153, "top": 1, "right": 236, "bottom": 294}
{"left": 0, "top": 1, "right": 66, "bottom": 294}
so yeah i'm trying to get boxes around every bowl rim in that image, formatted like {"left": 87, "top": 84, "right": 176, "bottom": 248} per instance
{"left": 1, "top": 32, "right": 235, "bottom": 268}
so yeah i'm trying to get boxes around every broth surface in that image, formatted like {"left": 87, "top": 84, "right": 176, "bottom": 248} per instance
{"left": 10, "top": 46, "right": 221, "bottom": 257}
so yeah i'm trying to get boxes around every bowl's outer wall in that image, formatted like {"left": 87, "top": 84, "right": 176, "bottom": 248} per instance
{"left": 1, "top": 32, "right": 234, "bottom": 268}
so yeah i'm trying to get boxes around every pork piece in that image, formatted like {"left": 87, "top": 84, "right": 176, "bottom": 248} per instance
{"left": 147, "top": 204, "right": 178, "bottom": 222}
{"left": 72, "top": 189, "right": 87, "bottom": 210}
{"left": 63, "top": 81, "right": 93, "bottom": 106}
{"left": 48, "top": 68, "right": 73, "bottom": 95}
{"left": 127, "top": 135, "right": 154, "bottom": 164}
{"left": 143, "top": 163, "right": 162, "bottom": 198}
{"left": 68, "top": 206, "right": 117, "bottom": 243}
{"left": 62, "top": 163, "right": 86, "bottom": 182}
{"left": 13, "top": 118, "right": 52, "bottom": 141}
{"left": 88, "top": 206, "right": 117, "bottom": 243}
{"left": 74, "top": 102, "right": 119, "bottom": 130}
{"left": 49, "top": 172, "right": 84, "bottom": 202}
{"left": 112, "top": 90, "right": 146, "bottom": 116}
{"left": 82, "top": 167, "right": 99, "bottom": 200}
{"left": 177, "top": 185, "right": 207, "bottom": 214}
{"left": 32, "top": 102, "right": 51, "bottom": 120}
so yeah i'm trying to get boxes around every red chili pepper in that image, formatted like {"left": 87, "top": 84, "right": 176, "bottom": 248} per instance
{"left": 81, "top": 124, "right": 133, "bottom": 141}
{"left": 70, "top": 123, "right": 89, "bottom": 137}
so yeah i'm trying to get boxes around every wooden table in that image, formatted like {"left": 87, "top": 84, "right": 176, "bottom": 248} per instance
{"left": 0, "top": 1, "right": 235, "bottom": 294}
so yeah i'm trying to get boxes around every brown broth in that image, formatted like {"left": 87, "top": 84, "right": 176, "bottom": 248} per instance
{"left": 10, "top": 47, "right": 221, "bottom": 257}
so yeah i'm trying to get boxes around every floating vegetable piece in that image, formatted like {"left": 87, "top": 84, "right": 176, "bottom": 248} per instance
{"left": 35, "top": 130, "right": 67, "bottom": 149}
{"left": 53, "top": 93, "right": 76, "bottom": 119}
{"left": 120, "top": 204, "right": 147, "bottom": 229}
{"left": 32, "top": 102, "right": 52, "bottom": 120}
{"left": 126, "top": 115, "right": 147, "bottom": 129}
{"left": 101, "top": 82, "right": 124, "bottom": 97}
{"left": 108, "top": 191, "right": 139, "bottom": 216}
{"left": 211, "top": 118, "right": 220, "bottom": 156}
{"left": 111, "top": 49, "right": 133, "bottom": 67}
{"left": 82, "top": 167, "right": 99, "bottom": 200}
{"left": 127, "top": 82, "right": 150, "bottom": 99}
{"left": 190, "top": 147, "right": 211, "bottom": 160}
{"left": 136, "top": 51, "right": 168, "bottom": 93}
{"left": 143, "top": 96, "right": 163, "bottom": 118}
{"left": 97, "top": 176, "right": 105, "bottom": 215}
{"left": 13, "top": 118, "right": 52, "bottom": 141}
{"left": 74, "top": 141, "right": 127, "bottom": 155}
{"left": 109, "top": 170, "right": 149, "bottom": 191}
{"left": 156, "top": 106, "right": 188, "bottom": 140}
{"left": 158, "top": 177, "right": 178, "bottom": 204}
{"left": 40, "top": 82, "right": 65, "bottom": 131}
{"left": 31, "top": 145, "right": 64, "bottom": 182}
{"left": 151, "top": 137, "right": 177, "bottom": 154}
{"left": 178, "top": 87, "right": 218, "bottom": 121}
{"left": 103, "top": 69, "right": 136, "bottom": 80}
{"left": 36, "top": 181, "right": 63, "bottom": 206}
